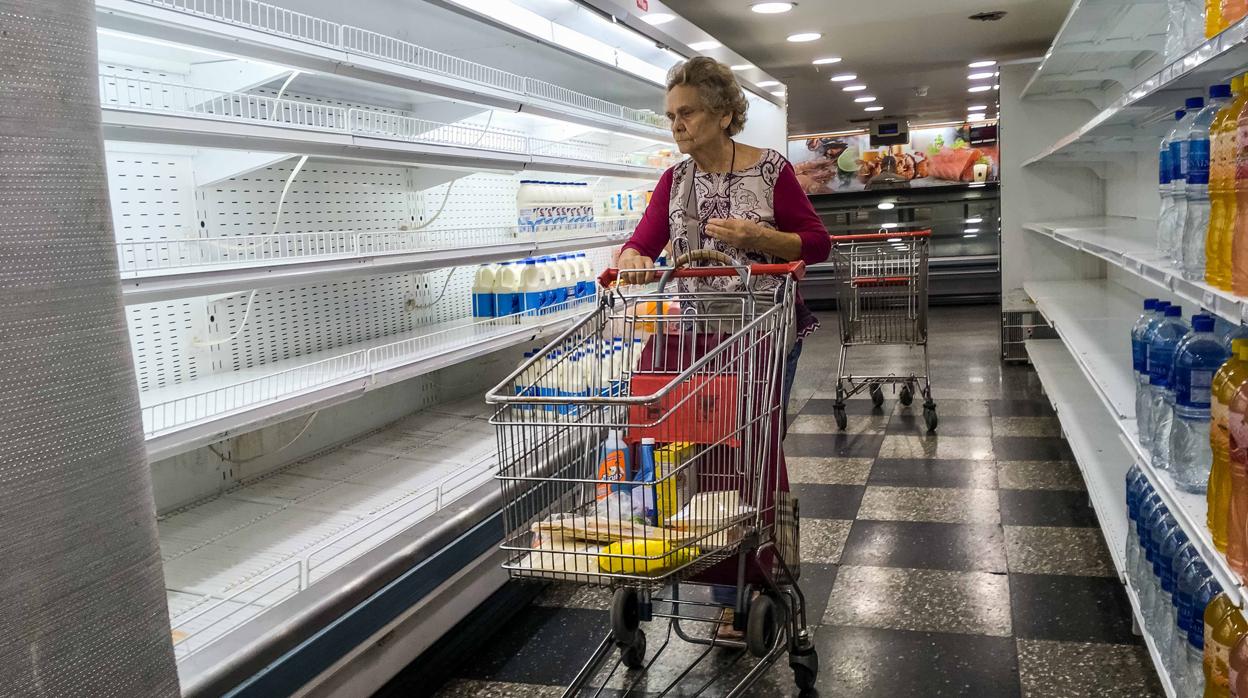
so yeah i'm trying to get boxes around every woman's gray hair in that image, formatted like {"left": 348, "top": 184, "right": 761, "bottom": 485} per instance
{"left": 666, "top": 57, "right": 749, "bottom": 136}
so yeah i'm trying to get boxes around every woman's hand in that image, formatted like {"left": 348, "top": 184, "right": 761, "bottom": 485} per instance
{"left": 705, "top": 218, "right": 762, "bottom": 249}
{"left": 617, "top": 247, "right": 656, "bottom": 285}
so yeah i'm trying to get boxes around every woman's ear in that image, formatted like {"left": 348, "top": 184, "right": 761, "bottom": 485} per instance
{"left": 719, "top": 111, "right": 731, "bottom": 132}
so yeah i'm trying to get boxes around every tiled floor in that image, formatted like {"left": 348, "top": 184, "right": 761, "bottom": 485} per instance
{"left": 417, "top": 306, "right": 1162, "bottom": 698}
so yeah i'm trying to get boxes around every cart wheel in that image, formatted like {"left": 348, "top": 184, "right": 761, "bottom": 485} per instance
{"left": 899, "top": 384, "right": 914, "bottom": 406}
{"left": 869, "top": 383, "right": 884, "bottom": 408}
{"left": 790, "top": 647, "right": 819, "bottom": 690}
{"left": 746, "top": 594, "right": 782, "bottom": 658}
{"left": 923, "top": 404, "right": 938, "bottom": 432}
{"left": 833, "top": 405, "right": 847, "bottom": 431}
{"left": 621, "top": 629, "right": 647, "bottom": 669}
{"left": 611, "top": 588, "right": 641, "bottom": 641}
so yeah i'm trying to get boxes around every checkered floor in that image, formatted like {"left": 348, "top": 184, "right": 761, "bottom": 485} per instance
{"left": 399, "top": 305, "right": 1163, "bottom": 698}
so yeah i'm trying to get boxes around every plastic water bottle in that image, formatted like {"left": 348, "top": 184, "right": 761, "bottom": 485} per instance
{"left": 1161, "top": 110, "right": 1186, "bottom": 256}
{"left": 1150, "top": 305, "right": 1191, "bottom": 470}
{"left": 1134, "top": 298, "right": 1162, "bottom": 445}
{"left": 1139, "top": 301, "right": 1173, "bottom": 447}
{"left": 1169, "top": 542, "right": 1202, "bottom": 666}
{"left": 1152, "top": 526, "right": 1189, "bottom": 656}
{"left": 1147, "top": 512, "right": 1180, "bottom": 632}
{"left": 1171, "top": 313, "right": 1230, "bottom": 491}
{"left": 1133, "top": 490, "right": 1160, "bottom": 593}
{"left": 1182, "top": 85, "right": 1232, "bottom": 279}
{"left": 1126, "top": 465, "right": 1144, "bottom": 574}
{"left": 1170, "top": 100, "right": 1205, "bottom": 261}
{"left": 1186, "top": 0, "right": 1209, "bottom": 51}
{"left": 1139, "top": 497, "right": 1167, "bottom": 612}
{"left": 1167, "top": 0, "right": 1191, "bottom": 61}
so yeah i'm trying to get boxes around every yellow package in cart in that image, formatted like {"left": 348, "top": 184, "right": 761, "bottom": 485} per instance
{"left": 655, "top": 441, "right": 697, "bottom": 526}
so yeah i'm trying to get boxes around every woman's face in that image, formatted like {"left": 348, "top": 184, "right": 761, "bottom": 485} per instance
{"left": 665, "top": 84, "right": 731, "bottom": 155}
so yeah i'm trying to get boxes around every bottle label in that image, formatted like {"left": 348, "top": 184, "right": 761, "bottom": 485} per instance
{"left": 1189, "top": 138, "right": 1212, "bottom": 185}
{"left": 1147, "top": 345, "right": 1177, "bottom": 385}
{"left": 1173, "top": 140, "right": 1187, "bottom": 181}
{"left": 1160, "top": 149, "right": 1173, "bottom": 185}
{"left": 1132, "top": 337, "right": 1148, "bottom": 374}
{"left": 1175, "top": 367, "right": 1214, "bottom": 408}
{"left": 1214, "top": 397, "right": 1231, "bottom": 456}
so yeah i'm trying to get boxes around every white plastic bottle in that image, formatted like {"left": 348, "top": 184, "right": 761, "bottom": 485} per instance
{"left": 494, "top": 261, "right": 522, "bottom": 318}
{"left": 1182, "top": 0, "right": 1206, "bottom": 54}
{"left": 1170, "top": 98, "right": 1205, "bottom": 263}
{"left": 1166, "top": 0, "right": 1189, "bottom": 63}
{"left": 517, "top": 180, "right": 538, "bottom": 231}
{"left": 1160, "top": 109, "right": 1186, "bottom": 256}
{"left": 1181, "top": 84, "right": 1231, "bottom": 280}
{"left": 520, "top": 258, "right": 544, "bottom": 316}
{"left": 472, "top": 264, "right": 498, "bottom": 318}
{"left": 576, "top": 252, "right": 594, "bottom": 297}
{"left": 556, "top": 254, "right": 577, "bottom": 304}
{"left": 538, "top": 257, "right": 559, "bottom": 313}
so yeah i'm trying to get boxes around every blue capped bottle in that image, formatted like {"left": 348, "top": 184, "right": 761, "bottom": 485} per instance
{"left": 1133, "top": 298, "right": 1162, "bottom": 447}
{"left": 1171, "top": 313, "right": 1230, "bottom": 492}
{"left": 1149, "top": 305, "right": 1191, "bottom": 471}
{"left": 1161, "top": 109, "right": 1188, "bottom": 257}
{"left": 1181, "top": 85, "right": 1232, "bottom": 279}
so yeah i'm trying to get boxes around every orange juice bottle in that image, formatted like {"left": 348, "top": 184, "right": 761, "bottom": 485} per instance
{"left": 1211, "top": 340, "right": 1248, "bottom": 551}
{"left": 1211, "top": 75, "right": 1247, "bottom": 288}
{"left": 1233, "top": 79, "right": 1248, "bottom": 294}
{"left": 1211, "top": 0, "right": 1226, "bottom": 37}
{"left": 1225, "top": 0, "right": 1248, "bottom": 29}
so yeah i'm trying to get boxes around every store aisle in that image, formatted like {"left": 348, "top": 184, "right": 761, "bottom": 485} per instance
{"left": 424, "top": 305, "right": 1163, "bottom": 697}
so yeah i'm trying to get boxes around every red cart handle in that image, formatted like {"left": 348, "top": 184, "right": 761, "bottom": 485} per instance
{"left": 599, "top": 260, "right": 805, "bottom": 287}
{"left": 831, "top": 229, "right": 931, "bottom": 243}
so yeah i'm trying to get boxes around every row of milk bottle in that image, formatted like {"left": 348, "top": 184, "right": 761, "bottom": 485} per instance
{"left": 472, "top": 253, "right": 596, "bottom": 318}
{"left": 515, "top": 337, "right": 646, "bottom": 411}
{"left": 517, "top": 181, "right": 595, "bottom": 231}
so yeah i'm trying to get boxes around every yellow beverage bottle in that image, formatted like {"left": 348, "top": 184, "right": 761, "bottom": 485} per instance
{"left": 1226, "top": 0, "right": 1248, "bottom": 29}
{"left": 1211, "top": 75, "right": 1247, "bottom": 289}
{"left": 1211, "top": 0, "right": 1226, "bottom": 37}
{"left": 1208, "top": 600, "right": 1248, "bottom": 697}
{"left": 1213, "top": 339, "right": 1248, "bottom": 551}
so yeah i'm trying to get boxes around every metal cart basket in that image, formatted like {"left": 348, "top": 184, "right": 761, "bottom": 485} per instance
{"left": 485, "top": 250, "right": 817, "bottom": 696}
{"left": 829, "top": 230, "right": 937, "bottom": 431}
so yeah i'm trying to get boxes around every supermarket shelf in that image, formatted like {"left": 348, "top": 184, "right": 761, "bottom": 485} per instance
{"left": 1024, "top": 216, "right": 1248, "bottom": 325}
{"left": 142, "top": 298, "right": 593, "bottom": 460}
{"left": 1024, "top": 281, "right": 1245, "bottom": 605}
{"left": 117, "top": 219, "right": 637, "bottom": 305}
{"left": 93, "top": 0, "right": 672, "bottom": 142}
{"left": 1124, "top": 577, "right": 1182, "bottom": 698}
{"left": 1022, "top": 14, "right": 1248, "bottom": 165}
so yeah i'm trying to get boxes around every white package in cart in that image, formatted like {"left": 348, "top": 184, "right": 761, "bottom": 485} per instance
{"left": 667, "top": 490, "right": 755, "bottom": 530}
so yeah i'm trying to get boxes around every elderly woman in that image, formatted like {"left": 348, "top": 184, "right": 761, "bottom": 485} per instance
{"left": 619, "top": 56, "right": 830, "bottom": 418}
{"left": 618, "top": 56, "right": 830, "bottom": 636}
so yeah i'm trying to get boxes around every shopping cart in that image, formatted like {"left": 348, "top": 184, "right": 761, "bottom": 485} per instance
{"left": 486, "top": 250, "right": 817, "bottom": 697}
{"left": 829, "top": 230, "right": 937, "bottom": 432}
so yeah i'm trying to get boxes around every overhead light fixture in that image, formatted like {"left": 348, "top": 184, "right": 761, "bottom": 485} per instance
{"left": 963, "top": 233, "right": 979, "bottom": 238}
{"left": 854, "top": 96, "right": 877, "bottom": 103}
{"left": 751, "top": 2, "right": 795, "bottom": 13}
{"left": 830, "top": 73, "right": 857, "bottom": 82}
{"left": 964, "top": 228, "right": 981, "bottom": 234}
{"left": 880, "top": 222, "right": 898, "bottom": 228}
{"left": 689, "top": 40, "right": 721, "bottom": 51}
{"left": 770, "top": 91, "right": 786, "bottom": 97}
{"left": 812, "top": 56, "right": 841, "bottom": 65}
{"left": 878, "top": 202, "right": 895, "bottom": 210}
{"left": 968, "top": 71, "right": 995, "bottom": 80}
{"left": 640, "top": 12, "right": 676, "bottom": 25}
{"left": 967, "top": 113, "right": 986, "bottom": 121}
{"left": 757, "top": 80, "right": 780, "bottom": 87}
{"left": 731, "top": 64, "right": 754, "bottom": 71}
{"left": 787, "top": 32, "right": 821, "bottom": 42}
{"left": 969, "top": 59, "right": 996, "bottom": 68}
{"left": 864, "top": 105, "right": 884, "bottom": 112}
{"left": 968, "top": 85, "right": 992, "bottom": 93}
{"left": 842, "top": 85, "right": 867, "bottom": 92}
{"left": 967, "top": 104, "right": 987, "bottom": 111}
{"left": 966, "top": 217, "right": 983, "bottom": 224}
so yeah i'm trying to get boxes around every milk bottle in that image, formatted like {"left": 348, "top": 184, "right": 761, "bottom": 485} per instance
{"left": 494, "top": 261, "right": 522, "bottom": 317}
{"left": 520, "top": 258, "right": 544, "bottom": 316}
{"left": 472, "top": 264, "right": 498, "bottom": 318}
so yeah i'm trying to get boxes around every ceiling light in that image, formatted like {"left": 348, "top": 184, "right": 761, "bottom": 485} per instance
{"left": 968, "top": 85, "right": 992, "bottom": 93}
{"left": 757, "top": 80, "right": 780, "bottom": 87}
{"left": 751, "top": 2, "right": 795, "bottom": 13}
{"left": 640, "top": 12, "right": 676, "bottom": 25}
{"left": 830, "top": 73, "right": 857, "bottom": 82}
{"left": 963, "top": 233, "right": 979, "bottom": 238}
{"left": 968, "top": 71, "right": 995, "bottom": 80}
{"left": 854, "top": 96, "right": 877, "bottom": 103}
{"left": 964, "top": 228, "right": 981, "bottom": 234}
{"left": 787, "top": 32, "right": 821, "bottom": 42}
{"left": 731, "top": 64, "right": 753, "bottom": 71}
{"left": 770, "top": 91, "right": 786, "bottom": 97}
{"left": 878, "top": 202, "right": 895, "bottom": 210}
{"left": 966, "top": 217, "right": 983, "bottom": 224}
{"left": 842, "top": 85, "right": 867, "bottom": 92}
{"left": 967, "top": 113, "right": 986, "bottom": 121}
{"left": 969, "top": 60, "right": 997, "bottom": 68}
{"left": 967, "top": 104, "right": 987, "bottom": 111}
{"left": 812, "top": 56, "right": 841, "bottom": 65}
{"left": 880, "top": 222, "right": 898, "bottom": 228}
{"left": 689, "top": 40, "right": 721, "bottom": 51}
{"left": 864, "top": 105, "right": 884, "bottom": 112}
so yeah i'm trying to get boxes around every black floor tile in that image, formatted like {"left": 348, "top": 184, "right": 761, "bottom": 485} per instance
{"left": 792, "top": 483, "right": 865, "bottom": 519}
{"left": 785, "top": 432, "right": 885, "bottom": 458}
{"left": 1010, "top": 573, "right": 1139, "bottom": 644}
{"left": 988, "top": 399, "right": 1056, "bottom": 417}
{"left": 999, "top": 489, "right": 1098, "bottom": 527}
{"left": 886, "top": 414, "right": 993, "bottom": 436}
{"left": 797, "top": 562, "right": 838, "bottom": 624}
{"left": 867, "top": 458, "right": 997, "bottom": 489}
{"left": 801, "top": 398, "right": 893, "bottom": 416}
{"left": 992, "top": 436, "right": 1076, "bottom": 461}
{"left": 839, "top": 520, "right": 1008, "bottom": 573}
{"left": 457, "top": 606, "right": 609, "bottom": 685}
{"left": 813, "top": 626, "right": 1022, "bottom": 698}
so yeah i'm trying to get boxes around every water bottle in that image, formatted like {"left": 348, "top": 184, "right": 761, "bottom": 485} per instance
{"left": 1182, "top": 85, "right": 1232, "bottom": 279}
{"left": 1171, "top": 314, "right": 1230, "bottom": 491}
{"left": 1152, "top": 526, "right": 1188, "bottom": 650}
{"left": 1167, "top": 0, "right": 1191, "bottom": 61}
{"left": 1138, "top": 301, "right": 1173, "bottom": 447}
{"left": 1134, "top": 299, "right": 1162, "bottom": 445}
{"left": 1169, "top": 542, "right": 1202, "bottom": 666}
{"left": 1185, "top": 0, "right": 1209, "bottom": 52}
{"left": 1126, "top": 465, "right": 1145, "bottom": 579}
{"left": 1161, "top": 110, "right": 1186, "bottom": 256}
{"left": 1147, "top": 512, "right": 1180, "bottom": 632}
{"left": 1150, "top": 305, "right": 1191, "bottom": 470}
{"left": 1170, "top": 100, "right": 1205, "bottom": 262}
{"left": 1134, "top": 491, "right": 1163, "bottom": 595}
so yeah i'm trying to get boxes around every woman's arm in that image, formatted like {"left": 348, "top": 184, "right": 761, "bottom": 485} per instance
{"left": 705, "top": 162, "right": 831, "bottom": 264}
{"left": 616, "top": 169, "right": 673, "bottom": 281}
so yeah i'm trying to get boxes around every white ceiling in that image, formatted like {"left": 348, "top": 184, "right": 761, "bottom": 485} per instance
{"left": 662, "top": 0, "right": 1073, "bottom": 134}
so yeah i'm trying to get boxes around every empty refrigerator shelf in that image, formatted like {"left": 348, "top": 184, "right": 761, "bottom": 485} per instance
{"left": 141, "top": 296, "right": 594, "bottom": 460}
{"left": 160, "top": 395, "right": 498, "bottom": 663}
{"left": 115, "top": 218, "right": 639, "bottom": 304}
{"left": 94, "top": 0, "right": 672, "bottom": 140}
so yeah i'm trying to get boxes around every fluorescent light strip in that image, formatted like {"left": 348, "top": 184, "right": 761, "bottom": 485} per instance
{"left": 787, "top": 32, "right": 822, "bottom": 42}
{"left": 751, "top": 2, "right": 795, "bottom": 13}
{"left": 812, "top": 57, "right": 841, "bottom": 65}
{"left": 864, "top": 106, "right": 883, "bottom": 112}
{"left": 854, "top": 96, "right": 876, "bottom": 103}
{"left": 689, "top": 40, "right": 721, "bottom": 51}
{"left": 757, "top": 80, "right": 780, "bottom": 87}
{"left": 830, "top": 73, "right": 857, "bottom": 82}
{"left": 843, "top": 85, "right": 867, "bottom": 92}
{"left": 969, "top": 59, "right": 996, "bottom": 68}
{"left": 641, "top": 13, "right": 676, "bottom": 25}
{"left": 968, "top": 85, "right": 992, "bottom": 93}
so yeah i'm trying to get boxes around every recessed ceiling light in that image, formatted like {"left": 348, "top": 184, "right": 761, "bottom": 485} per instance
{"left": 880, "top": 222, "right": 898, "bottom": 228}
{"left": 878, "top": 202, "right": 895, "bottom": 210}
{"left": 854, "top": 96, "right": 877, "bottom": 103}
{"left": 812, "top": 56, "right": 841, "bottom": 65}
{"left": 967, "top": 113, "right": 986, "bottom": 121}
{"left": 640, "top": 12, "right": 676, "bottom": 25}
{"left": 964, "top": 228, "right": 981, "bottom": 234}
{"left": 968, "top": 85, "right": 992, "bottom": 93}
{"left": 751, "top": 2, "right": 795, "bottom": 13}
{"left": 830, "top": 73, "right": 857, "bottom": 82}
{"left": 963, "top": 233, "right": 979, "bottom": 237}
{"left": 842, "top": 85, "right": 867, "bottom": 92}
{"left": 757, "top": 80, "right": 780, "bottom": 87}
{"left": 966, "top": 217, "right": 983, "bottom": 224}
{"left": 864, "top": 105, "right": 884, "bottom": 112}
{"left": 969, "top": 60, "right": 996, "bottom": 68}
{"left": 770, "top": 91, "right": 786, "bottom": 97}
{"left": 731, "top": 64, "right": 754, "bottom": 71}
{"left": 968, "top": 71, "right": 996, "bottom": 80}
{"left": 967, "top": 104, "right": 987, "bottom": 111}
{"left": 787, "top": 32, "right": 822, "bottom": 42}
{"left": 689, "top": 40, "right": 721, "bottom": 51}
